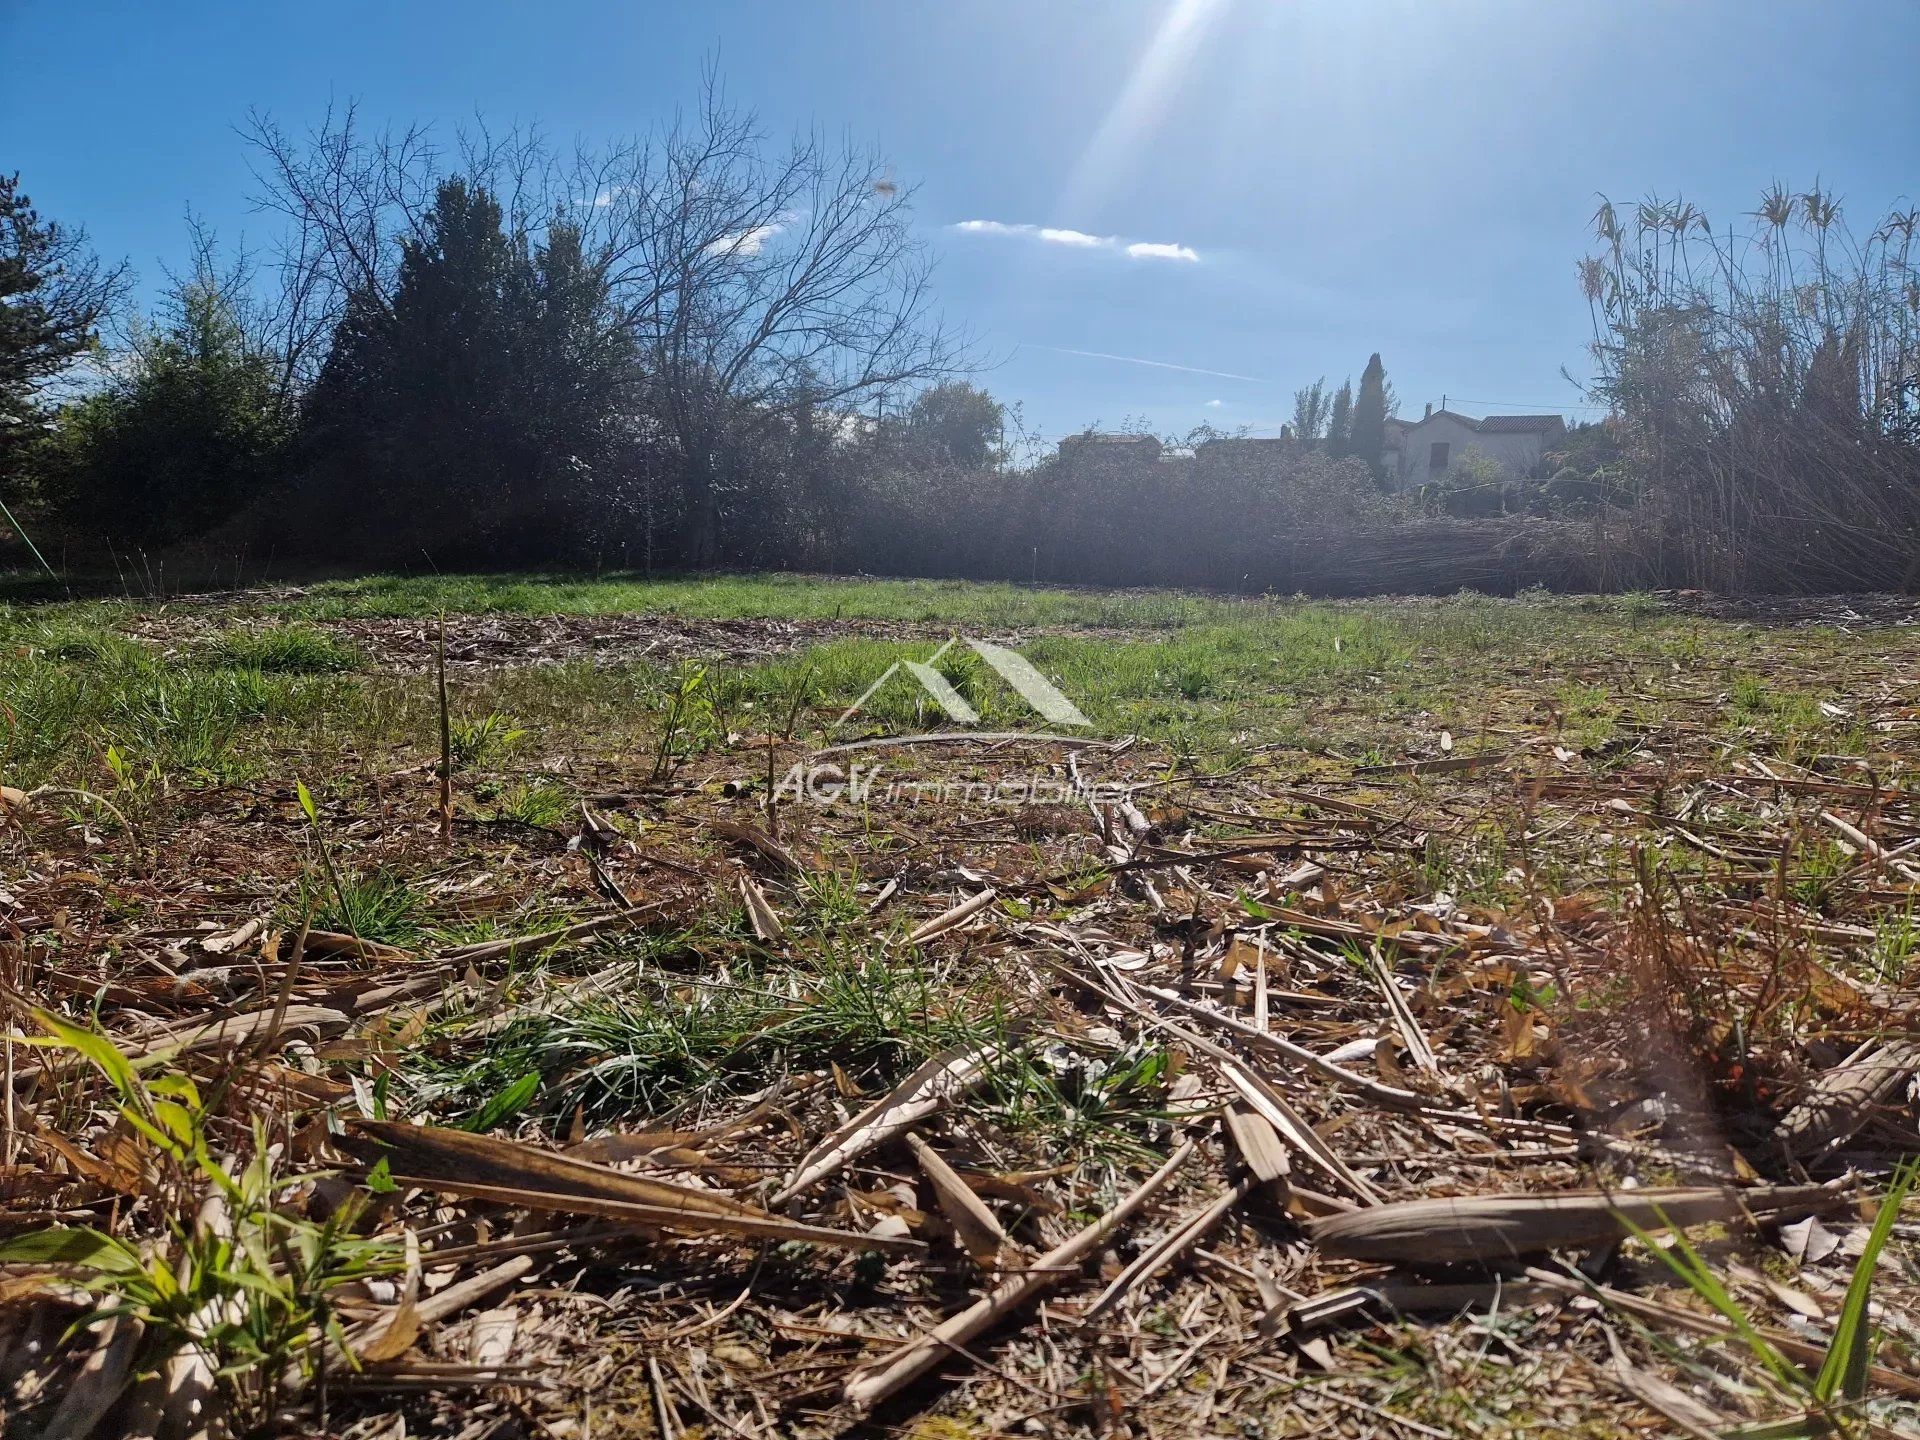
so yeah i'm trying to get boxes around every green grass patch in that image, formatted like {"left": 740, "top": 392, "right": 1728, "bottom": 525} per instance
{"left": 410, "top": 942, "right": 989, "bottom": 1128}
{"left": 300, "top": 866, "right": 427, "bottom": 945}
{"left": 0, "top": 640, "right": 349, "bottom": 787}
{"left": 278, "top": 571, "right": 1260, "bottom": 629}
{"left": 198, "top": 624, "right": 364, "bottom": 673}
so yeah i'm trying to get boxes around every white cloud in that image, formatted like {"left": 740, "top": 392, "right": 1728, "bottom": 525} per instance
{"left": 953, "top": 219, "right": 1199, "bottom": 262}
{"left": 574, "top": 186, "right": 628, "bottom": 209}
{"left": 1037, "top": 226, "right": 1106, "bottom": 247}
{"left": 705, "top": 221, "right": 784, "bottom": 259}
{"left": 1126, "top": 240, "right": 1199, "bottom": 263}
{"left": 1206, "top": 398, "right": 1225, "bottom": 408}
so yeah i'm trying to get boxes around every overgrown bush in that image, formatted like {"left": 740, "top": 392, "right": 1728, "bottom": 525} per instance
{"left": 1585, "top": 188, "right": 1920, "bottom": 590}
{"left": 38, "top": 277, "right": 290, "bottom": 548}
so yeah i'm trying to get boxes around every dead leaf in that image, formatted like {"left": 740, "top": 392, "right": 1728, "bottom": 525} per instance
{"left": 1312, "top": 1183, "right": 1848, "bottom": 1264}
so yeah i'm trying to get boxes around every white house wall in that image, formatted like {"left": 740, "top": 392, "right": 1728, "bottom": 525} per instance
{"left": 1395, "top": 417, "right": 1544, "bottom": 488}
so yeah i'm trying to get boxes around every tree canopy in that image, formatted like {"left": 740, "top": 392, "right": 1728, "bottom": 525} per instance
{"left": 900, "top": 381, "right": 1006, "bottom": 469}
{"left": 0, "top": 174, "right": 127, "bottom": 477}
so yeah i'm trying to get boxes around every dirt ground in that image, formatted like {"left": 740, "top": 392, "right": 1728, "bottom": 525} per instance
{"left": 5, "top": 582, "right": 1920, "bottom": 1439}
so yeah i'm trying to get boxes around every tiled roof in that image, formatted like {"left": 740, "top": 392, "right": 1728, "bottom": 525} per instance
{"left": 1475, "top": 414, "right": 1566, "bottom": 435}
{"left": 1407, "top": 410, "right": 1565, "bottom": 435}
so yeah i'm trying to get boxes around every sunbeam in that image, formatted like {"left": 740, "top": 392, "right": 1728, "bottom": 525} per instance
{"left": 1056, "top": 0, "right": 1232, "bottom": 222}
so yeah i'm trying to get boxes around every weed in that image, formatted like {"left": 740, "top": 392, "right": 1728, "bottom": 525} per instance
{"left": 1161, "top": 659, "right": 1218, "bottom": 701}
{"left": 449, "top": 711, "right": 527, "bottom": 770}
{"left": 419, "top": 970, "right": 771, "bottom": 1125}
{"left": 411, "top": 943, "right": 982, "bottom": 1126}
{"left": 794, "top": 866, "right": 867, "bottom": 932}
{"left": 1792, "top": 838, "right": 1855, "bottom": 912}
{"left": 981, "top": 1039, "right": 1176, "bottom": 1168}
{"left": 301, "top": 865, "right": 426, "bottom": 945}
{"left": 0, "top": 636, "right": 342, "bottom": 785}
{"left": 1624, "top": 1162, "right": 1918, "bottom": 1425}
{"left": 1871, "top": 911, "right": 1920, "bottom": 982}
{"left": 649, "top": 664, "right": 716, "bottom": 781}
{"left": 200, "top": 624, "right": 364, "bottom": 673}
{"left": 494, "top": 778, "right": 573, "bottom": 827}
{"left": 0, "top": 1012, "right": 399, "bottom": 1432}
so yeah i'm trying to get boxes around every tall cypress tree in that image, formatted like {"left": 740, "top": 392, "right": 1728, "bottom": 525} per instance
{"left": 305, "top": 178, "right": 521, "bottom": 536}
{"left": 1349, "top": 353, "right": 1389, "bottom": 481}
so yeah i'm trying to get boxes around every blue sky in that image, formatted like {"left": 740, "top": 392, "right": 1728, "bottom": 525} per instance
{"left": 6, "top": 0, "right": 1917, "bottom": 442}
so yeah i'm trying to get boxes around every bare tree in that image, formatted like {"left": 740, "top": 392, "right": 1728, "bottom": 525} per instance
{"left": 243, "top": 76, "right": 966, "bottom": 561}
{"left": 570, "top": 77, "right": 966, "bottom": 557}
{"left": 241, "top": 101, "right": 447, "bottom": 391}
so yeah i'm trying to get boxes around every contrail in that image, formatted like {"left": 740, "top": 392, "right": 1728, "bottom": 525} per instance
{"left": 1021, "top": 343, "right": 1264, "bottom": 385}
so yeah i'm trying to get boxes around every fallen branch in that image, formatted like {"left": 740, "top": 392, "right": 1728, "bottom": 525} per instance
{"left": 345, "top": 1121, "right": 915, "bottom": 1254}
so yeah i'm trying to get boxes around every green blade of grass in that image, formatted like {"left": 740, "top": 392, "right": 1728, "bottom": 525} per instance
{"left": 1618, "top": 1206, "right": 1811, "bottom": 1398}
{"left": 1815, "top": 1161, "right": 1916, "bottom": 1406}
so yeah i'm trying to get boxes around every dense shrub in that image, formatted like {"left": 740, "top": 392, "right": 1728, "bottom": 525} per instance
{"left": 16, "top": 134, "right": 1920, "bottom": 598}
{"left": 827, "top": 444, "right": 1416, "bottom": 591}
{"left": 38, "top": 280, "right": 290, "bottom": 548}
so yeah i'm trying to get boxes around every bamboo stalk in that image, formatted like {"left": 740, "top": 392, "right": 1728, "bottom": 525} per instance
{"left": 844, "top": 1139, "right": 1196, "bottom": 1410}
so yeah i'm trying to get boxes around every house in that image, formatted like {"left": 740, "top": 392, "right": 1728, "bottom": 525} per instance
{"left": 1057, "top": 431, "right": 1163, "bottom": 460}
{"left": 1383, "top": 407, "right": 1565, "bottom": 490}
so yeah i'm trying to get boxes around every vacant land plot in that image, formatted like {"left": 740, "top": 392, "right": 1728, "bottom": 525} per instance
{"left": 4, "top": 574, "right": 1920, "bottom": 1438}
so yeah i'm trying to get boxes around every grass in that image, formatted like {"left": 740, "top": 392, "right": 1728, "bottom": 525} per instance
{"left": 301, "top": 865, "right": 427, "bottom": 945}
{"left": 12, "top": 568, "right": 1683, "bottom": 636}
{"left": 2, "top": 580, "right": 1888, "bottom": 855}
{"left": 449, "top": 710, "right": 527, "bottom": 769}
{"left": 0, "top": 582, "right": 1903, "bottom": 1107}
{"left": 197, "top": 623, "right": 365, "bottom": 673}
{"left": 271, "top": 570, "right": 1268, "bottom": 628}
{"left": 1622, "top": 1162, "right": 1920, "bottom": 1422}
{"left": 0, "top": 639, "right": 343, "bottom": 787}
{"left": 489, "top": 778, "right": 573, "bottom": 826}
{"left": 411, "top": 940, "right": 990, "bottom": 1128}
{"left": 8, "top": 571, "right": 1920, "bottom": 1436}
{"left": 982, "top": 1040, "right": 1181, "bottom": 1169}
